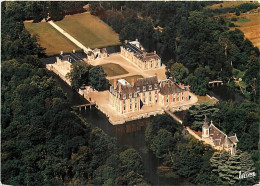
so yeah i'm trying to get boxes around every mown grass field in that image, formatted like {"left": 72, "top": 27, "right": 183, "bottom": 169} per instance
{"left": 101, "top": 63, "right": 128, "bottom": 77}
{"left": 55, "top": 13, "right": 121, "bottom": 49}
{"left": 24, "top": 21, "right": 80, "bottom": 55}
{"left": 109, "top": 75, "right": 144, "bottom": 85}
{"left": 230, "top": 12, "right": 260, "bottom": 49}
{"left": 207, "top": 1, "right": 256, "bottom": 9}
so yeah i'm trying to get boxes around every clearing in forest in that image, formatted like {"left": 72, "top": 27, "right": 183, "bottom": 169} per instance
{"left": 230, "top": 11, "right": 260, "bottom": 49}
{"left": 206, "top": 1, "right": 257, "bottom": 9}
{"left": 25, "top": 21, "right": 80, "bottom": 55}
{"left": 55, "top": 13, "right": 121, "bottom": 49}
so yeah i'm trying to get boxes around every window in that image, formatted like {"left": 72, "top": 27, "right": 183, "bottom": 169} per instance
{"left": 137, "top": 87, "right": 140, "bottom": 92}
{"left": 123, "top": 94, "right": 126, "bottom": 99}
{"left": 130, "top": 98, "right": 132, "bottom": 102}
{"left": 154, "top": 84, "right": 158, "bottom": 89}
{"left": 129, "top": 93, "right": 132, "bottom": 98}
{"left": 182, "top": 96, "right": 184, "bottom": 100}
{"left": 123, "top": 100, "right": 125, "bottom": 104}
{"left": 182, "top": 92, "right": 184, "bottom": 95}
{"left": 149, "top": 85, "right": 152, "bottom": 90}
{"left": 123, "top": 105, "right": 126, "bottom": 110}
{"left": 149, "top": 96, "right": 151, "bottom": 101}
{"left": 143, "top": 92, "right": 145, "bottom": 96}
{"left": 135, "top": 98, "right": 137, "bottom": 102}
{"left": 134, "top": 93, "right": 137, "bottom": 97}
{"left": 177, "top": 93, "right": 180, "bottom": 96}
{"left": 166, "top": 98, "right": 169, "bottom": 102}
{"left": 177, "top": 97, "right": 179, "bottom": 101}
{"left": 173, "top": 97, "right": 175, "bottom": 102}
{"left": 135, "top": 103, "right": 137, "bottom": 108}
{"left": 143, "top": 86, "right": 146, "bottom": 91}
{"left": 143, "top": 98, "right": 146, "bottom": 103}
{"left": 149, "top": 91, "right": 151, "bottom": 95}
{"left": 130, "top": 104, "right": 132, "bottom": 110}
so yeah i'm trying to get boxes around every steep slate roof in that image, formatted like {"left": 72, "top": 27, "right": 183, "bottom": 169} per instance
{"left": 113, "top": 79, "right": 137, "bottom": 100}
{"left": 58, "top": 52, "right": 86, "bottom": 63}
{"left": 208, "top": 122, "right": 236, "bottom": 148}
{"left": 228, "top": 135, "right": 239, "bottom": 143}
{"left": 134, "top": 76, "right": 159, "bottom": 92}
{"left": 123, "top": 40, "right": 160, "bottom": 62}
{"left": 159, "top": 79, "right": 185, "bottom": 95}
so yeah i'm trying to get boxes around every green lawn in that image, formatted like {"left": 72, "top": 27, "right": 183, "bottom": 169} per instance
{"left": 55, "top": 13, "right": 121, "bottom": 49}
{"left": 24, "top": 22, "right": 80, "bottom": 55}
{"left": 101, "top": 63, "right": 128, "bottom": 77}
{"left": 237, "top": 17, "right": 251, "bottom": 23}
{"left": 109, "top": 75, "right": 144, "bottom": 84}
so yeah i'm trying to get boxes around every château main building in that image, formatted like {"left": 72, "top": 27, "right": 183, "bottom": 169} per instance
{"left": 109, "top": 76, "right": 190, "bottom": 114}
{"left": 120, "top": 39, "right": 162, "bottom": 70}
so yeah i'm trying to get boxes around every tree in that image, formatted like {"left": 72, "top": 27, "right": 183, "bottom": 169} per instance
{"left": 186, "top": 67, "right": 210, "bottom": 96}
{"left": 145, "top": 114, "right": 179, "bottom": 146}
{"left": 89, "top": 66, "right": 109, "bottom": 91}
{"left": 151, "top": 129, "right": 174, "bottom": 159}
{"left": 119, "top": 148, "right": 144, "bottom": 175}
{"left": 210, "top": 150, "right": 256, "bottom": 184}
{"left": 184, "top": 102, "right": 219, "bottom": 131}
{"left": 169, "top": 62, "right": 189, "bottom": 83}
{"left": 66, "top": 61, "right": 90, "bottom": 90}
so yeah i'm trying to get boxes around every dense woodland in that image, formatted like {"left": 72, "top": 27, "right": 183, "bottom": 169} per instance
{"left": 1, "top": 1, "right": 260, "bottom": 185}
{"left": 90, "top": 1, "right": 260, "bottom": 100}
{"left": 1, "top": 2, "right": 146, "bottom": 185}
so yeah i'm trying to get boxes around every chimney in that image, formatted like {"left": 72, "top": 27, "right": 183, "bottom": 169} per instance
{"left": 118, "top": 83, "right": 122, "bottom": 92}
{"left": 125, "top": 40, "right": 128, "bottom": 44}
{"left": 154, "top": 50, "right": 156, "bottom": 54}
{"left": 131, "top": 78, "right": 134, "bottom": 86}
{"left": 136, "top": 38, "right": 138, "bottom": 42}
{"left": 113, "top": 79, "right": 117, "bottom": 88}
{"left": 60, "top": 51, "right": 63, "bottom": 55}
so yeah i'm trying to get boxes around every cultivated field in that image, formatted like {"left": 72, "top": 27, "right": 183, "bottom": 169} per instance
{"left": 101, "top": 63, "right": 128, "bottom": 77}
{"left": 55, "top": 13, "right": 121, "bottom": 49}
{"left": 207, "top": 1, "right": 257, "bottom": 9}
{"left": 24, "top": 21, "right": 80, "bottom": 55}
{"left": 230, "top": 11, "right": 260, "bottom": 49}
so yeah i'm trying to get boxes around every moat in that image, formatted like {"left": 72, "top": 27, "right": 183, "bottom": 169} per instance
{"left": 54, "top": 73, "right": 243, "bottom": 185}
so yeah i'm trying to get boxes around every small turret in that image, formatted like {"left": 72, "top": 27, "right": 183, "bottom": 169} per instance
{"left": 202, "top": 115, "right": 210, "bottom": 139}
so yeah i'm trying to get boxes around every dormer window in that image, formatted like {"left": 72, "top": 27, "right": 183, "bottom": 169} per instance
{"left": 143, "top": 86, "right": 146, "bottom": 91}
{"left": 129, "top": 93, "right": 132, "bottom": 98}
{"left": 154, "top": 84, "right": 158, "bottom": 89}
{"left": 123, "top": 94, "right": 126, "bottom": 100}
{"left": 149, "top": 85, "right": 152, "bottom": 90}
{"left": 137, "top": 87, "right": 140, "bottom": 92}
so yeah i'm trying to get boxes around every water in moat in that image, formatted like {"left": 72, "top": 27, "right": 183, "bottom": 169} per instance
{"left": 53, "top": 74, "right": 190, "bottom": 185}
